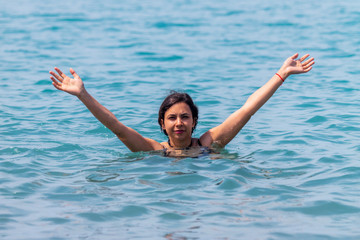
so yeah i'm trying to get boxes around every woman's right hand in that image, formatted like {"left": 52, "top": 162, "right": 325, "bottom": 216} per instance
{"left": 50, "top": 67, "right": 85, "bottom": 97}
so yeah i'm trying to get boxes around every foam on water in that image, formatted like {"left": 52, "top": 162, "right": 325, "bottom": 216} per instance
{"left": 1, "top": 0, "right": 360, "bottom": 239}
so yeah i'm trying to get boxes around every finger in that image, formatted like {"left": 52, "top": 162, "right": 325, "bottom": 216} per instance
{"left": 303, "top": 60, "right": 315, "bottom": 70}
{"left": 49, "top": 71, "right": 63, "bottom": 83}
{"left": 51, "top": 77, "right": 63, "bottom": 89}
{"left": 52, "top": 82, "right": 63, "bottom": 91}
{"left": 50, "top": 76, "right": 63, "bottom": 88}
{"left": 50, "top": 76, "right": 59, "bottom": 84}
{"left": 290, "top": 53, "right": 299, "bottom": 60}
{"left": 299, "top": 54, "right": 310, "bottom": 62}
{"left": 70, "top": 68, "right": 80, "bottom": 79}
{"left": 303, "top": 66, "right": 313, "bottom": 72}
{"left": 302, "top": 57, "right": 314, "bottom": 66}
{"left": 54, "top": 67, "right": 67, "bottom": 79}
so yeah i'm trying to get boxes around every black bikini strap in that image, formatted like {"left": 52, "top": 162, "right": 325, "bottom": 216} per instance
{"left": 167, "top": 138, "right": 202, "bottom": 148}
{"left": 168, "top": 139, "right": 192, "bottom": 148}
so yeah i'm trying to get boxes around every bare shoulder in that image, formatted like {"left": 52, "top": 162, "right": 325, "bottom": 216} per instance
{"left": 199, "top": 131, "right": 214, "bottom": 147}
{"left": 145, "top": 138, "right": 164, "bottom": 151}
{"left": 160, "top": 141, "right": 169, "bottom": 149}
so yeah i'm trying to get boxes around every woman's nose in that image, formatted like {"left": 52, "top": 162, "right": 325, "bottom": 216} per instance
{"left": 175, "top": 117, "right": 183, "bottom": 126}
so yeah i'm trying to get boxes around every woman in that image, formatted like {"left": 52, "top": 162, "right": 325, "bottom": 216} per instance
{"left": 50, "top": 53, "right": 314, "bottom": 153}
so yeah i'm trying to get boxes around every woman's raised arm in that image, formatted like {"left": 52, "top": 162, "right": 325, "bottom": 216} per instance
{"left": 200, "top": 53, "right": 315, "bottom": 148}
{"left": 49, "top": 68, "right": 163, "bottom": 152}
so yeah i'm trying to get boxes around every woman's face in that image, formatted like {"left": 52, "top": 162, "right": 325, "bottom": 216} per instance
{"left": 162, "top": 102, "right": 195, "bottom": 145}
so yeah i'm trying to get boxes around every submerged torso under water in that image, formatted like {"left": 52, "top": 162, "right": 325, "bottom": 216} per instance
{"left": 161, "top": 138, "right": 217, "bottom": 158}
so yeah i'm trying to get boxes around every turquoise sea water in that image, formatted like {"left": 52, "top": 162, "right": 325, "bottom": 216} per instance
{"left": 1, "top": 0, "right": 360, "bottom": 239}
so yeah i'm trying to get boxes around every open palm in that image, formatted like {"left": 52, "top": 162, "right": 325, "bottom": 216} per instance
{"left": 281, "top": 53, "right": 315, "bottom": 76}
{"left": 50, "top": 68, "right": 84, "bottom": 97}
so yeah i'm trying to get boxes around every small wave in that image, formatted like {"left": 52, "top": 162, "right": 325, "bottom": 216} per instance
{"left": 152, "top": 21, "right": 198, "bottom": 29}
{"left": 279, "top": 200, "right": 360, "bottom": 216}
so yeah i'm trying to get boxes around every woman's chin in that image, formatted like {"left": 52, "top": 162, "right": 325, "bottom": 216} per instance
{"left": 170, "top": 134, "right": 190, "bottom": 141}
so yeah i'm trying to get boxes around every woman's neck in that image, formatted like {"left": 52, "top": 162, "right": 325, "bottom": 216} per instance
{"left": 168, "top": 138, "right": 192, "bottom": 149}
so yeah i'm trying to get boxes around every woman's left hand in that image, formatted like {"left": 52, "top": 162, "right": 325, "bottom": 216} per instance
{"left": 279, "top": 53, "right": 315, "bottom": 79}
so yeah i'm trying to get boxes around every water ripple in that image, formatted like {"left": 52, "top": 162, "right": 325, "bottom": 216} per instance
{"left": 1, "top": 0, "right": 360, "bottom": 239}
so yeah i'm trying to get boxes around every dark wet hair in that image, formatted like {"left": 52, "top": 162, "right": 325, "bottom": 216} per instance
{"left": 158, "top": 91, "right": 198, "bottom": 136}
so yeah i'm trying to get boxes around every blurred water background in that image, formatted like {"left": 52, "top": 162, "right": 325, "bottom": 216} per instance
{"left": 1, "top": 0, "right": 360, "bottom": 239}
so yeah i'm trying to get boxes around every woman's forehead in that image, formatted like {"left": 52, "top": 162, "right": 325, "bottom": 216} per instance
{"left": 165, "top": 102, "right": 192, "bottom": 115}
